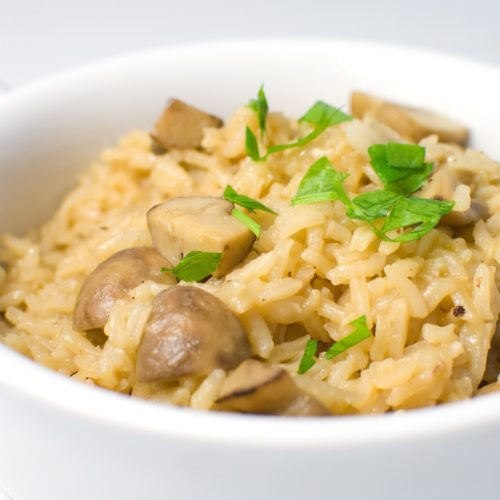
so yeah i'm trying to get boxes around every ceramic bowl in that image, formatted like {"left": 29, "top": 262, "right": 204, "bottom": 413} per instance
{"left": 1, "top": 39, "right": 500, "bottom": 500}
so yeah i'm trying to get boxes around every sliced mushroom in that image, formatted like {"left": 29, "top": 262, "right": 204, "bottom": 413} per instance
{"left": 151, "top": 98, "right": 223, "bottom": 151}
{"left": 216, "top": 359, "right": 330, "bottom": 416}
{"left": 417, "top": 166, "right": 489, "bottom": 227}
{"left": 147, "top": 196, "right": 255, "bottom": 278}
{"left": 439, "top": 201, "right": 488, "bottom": 227}
{"left": 73, "top": 247, "right": 175, "bottom": 331}
{"left": 136, "top": 286, "right": 252, "bottom": 382}
{"left": 351, "top": 92, "right": 469, "bottom": 146}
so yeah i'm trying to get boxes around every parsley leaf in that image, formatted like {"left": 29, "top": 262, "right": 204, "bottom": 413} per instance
{"left": 245, "top": 97, "right": 352, "bottom": 162}
{"left": 161, "top": 251, "right": 221, "bottom": 282}
{"left": 324, "top": 315, "right": 372, "bottom": 359}
{"left": 245, "top": 126, "right": 261, "bottom": 162}
{"left": 292, "top": 155, "right": 454, "bottom": 242}
{"left": 247, "top": 84, "right": 268, "bottom": 138}
{"left": 386, "top": 142, "right": 425, "bottom": 167}
{"left": 350, "top": 190, "right": 404, "bottom": 221}
{"left": 381, "top": 197, "right": 455, "bottom": 241}
{"left": 231, "top": 208, "right": 261, "bottom": 237}
{"left": 298, "top": 339, "right": 318, "bottom": 374}
{"left": 291, "top": 157, "right": 348, "bottom": 206}
{"left": 297, "top": 316, "right": 372, "bottom": 374}
{"left": 299, "top": 101, "right": 352, "bottom": 128}
{"left": 368, "top": 143, "right": 433, "bottom": 195}
{"left": 224, "top": 184, "right": 277, "bottom": 238}
{"left": 223, "top": 184, "right": 277, "bottom": 214}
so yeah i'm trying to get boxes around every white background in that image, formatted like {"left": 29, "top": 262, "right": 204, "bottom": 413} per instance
{"left": 0, "top": 0, "right": 499, "bottom": 90}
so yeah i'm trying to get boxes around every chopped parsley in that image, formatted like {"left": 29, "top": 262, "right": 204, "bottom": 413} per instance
{"left": 298, "top": 340, "right": 318, "bottom": 374}
{"left": 297, "top": 316, "right": 372, "bottom": 374}
{"left": 368, "top": 143, "right": 433, "bottom": 195}
{"left": 291, "top": 156, "right": 348, "bottom": 206}
{"left": 299, "top": 100, "right": 352, "bottom": 128}
{"left": 324, "top": 315, "right": 372, "bottom": 359}
{"left": 245, "top": 88, "right": 352, "bottom": 162}
{"left": 223, "top": 184, "right": 277, "bottom": 214}
{"left": 161, "top": 251, "right": 221, "bottom": 282}
{"left": 223, "top": 184, "right": 277, "bottom": 237}
{"left": 247, "top": 84, "right": 268, "bottom": 138}
{"left": 291, "top": 145, "right": 454, "bottom": 242}
{"left": 231, "top": 208, "right": 261, "bottom": 237}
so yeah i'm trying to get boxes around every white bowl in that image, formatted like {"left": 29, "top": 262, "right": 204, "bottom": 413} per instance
{"left": 1, "top": 39, "right": 500, "bottom": 500}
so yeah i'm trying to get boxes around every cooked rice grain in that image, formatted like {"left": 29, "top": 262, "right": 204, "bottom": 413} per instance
{"left": 2, "top": 105, "right": 500, "bottom": 414}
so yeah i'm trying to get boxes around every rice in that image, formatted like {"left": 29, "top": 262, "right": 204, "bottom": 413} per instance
{"left": 1, "top": 101, "right": 500, "bottom": 415}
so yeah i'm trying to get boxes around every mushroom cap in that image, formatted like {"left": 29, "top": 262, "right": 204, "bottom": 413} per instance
{"left": 136, "top": 286, "right": 252, "bottom": 382}
{"left": 147, "top": 196, "right": 256, "bottom": 277}
{"left": 440, "top": 200, "right": 489, "bottom": 228}
{"left": 151, "top": 98, "right": 223, "bottom": 150}
{"left": 351, "top": 91, "right": 469, "bottom": 146}
{"left": 216, "top": 359, "right": 330, "bottom": 416}
{"left": 73, "top": 247, "right": 175, "bottom": 331}
{"left": 417, "top": 164, "right": 489, "bottom": 228}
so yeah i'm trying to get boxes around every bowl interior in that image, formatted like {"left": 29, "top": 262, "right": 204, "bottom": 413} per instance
{"left": 1, "top": 38, "right": 500, "bottom": 444}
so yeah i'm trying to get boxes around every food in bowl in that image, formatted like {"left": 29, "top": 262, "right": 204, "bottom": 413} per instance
{"left": 1, "top": 87, "right": 500, "bottom": 416}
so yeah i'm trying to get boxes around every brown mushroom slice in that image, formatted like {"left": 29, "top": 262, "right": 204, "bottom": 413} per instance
{"left": 136, "top": 286, "right": 252, "bottom": 382}
{"left": 417, "top": 167, "right": 489, "bottom": 227}
{"left": 147, "top": 196, "right": 256, "bottom": 278}
{"left": 439, "top": 201, "right": 488, "bottom": 227}
{"left": 216, "top": 359, "right": 330, "bottom": 416}
{"left": 73, "top": 247, "right": 175, "bottom": 331}
{"left": 351, "top": 92, "right": 469, "bottom": 146}
{"left": 151, "top": 98, "right": 223, "bottom": 150}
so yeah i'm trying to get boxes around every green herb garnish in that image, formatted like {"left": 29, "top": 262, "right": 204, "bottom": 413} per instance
{"left": 223, "top": 184, "right": 277, "bottom": 214}
{"left": 299, "top": 101, "right": 353, "bottom": 128}
{"left": 245, "top": 126, "right": 261, "bottom": 160}
{"left": 245, "top": 98, "right": 352, "bottom": 162}
{"left": 324, "top": 315, "right": 372, "bottom": 360}
{"left": 161, "top": 251, "right": 221, "bottom": 282}
{"left": 247, "top": 84, "right": 268, "bottom": 138}
{"left": 223, "top": 184, "right": 277, "bottom": 237}
{"left": 349, "top": 190, "right": 404, "bottom": 221}
{"left": 292, "top": 151, "right": 454, "bottom": 242}
{"left": 298, "top": 339, "right": 318, "bottom": 374}
{"left": 291, "top": 156, "right": 348, "bottom": 206}
{"left": 231, "top": 208, "right": 261, "bottom": 237}
{"left": 297, "top": 315, "right": 372, "bottom": 374}
{"left": 379, "top": 196, "right": 455, "bottom": 242}
{"left": 368, "top": 143, "right": 433, "bottom": 195}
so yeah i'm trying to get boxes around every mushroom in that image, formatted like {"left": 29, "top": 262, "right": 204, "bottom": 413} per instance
{"left": 416, "top": 166, "right": 489, "bottom": 227}
{"left": 147, "top": 196, "right": 256, "bottom": 277}
{"left": 151, "top": 98, "right": 223, "bottom": 151}
{"left": 136, "top": 286, "right": 252, "bottom": 382}
{"left": 439, "top": 201, "right": 488, "bottom": 227}
{"left": 73, "top": 247, "right": 175, "bottom": 331}
{"left": 216, "top": 359, "right": 330, "bottom": 416}
{"left": 351, "top": 92, "right": 469, "bottom": 146}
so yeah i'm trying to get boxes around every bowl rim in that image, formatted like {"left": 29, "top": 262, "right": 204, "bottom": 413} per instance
{"left": 3, "top": 35, "right": 500, "bottom": 106}
{"left": 3, "top": 340, "right": 500, "bottom": 447}
{"left": 2, "top": 37, "right": 500, "bottom": 447}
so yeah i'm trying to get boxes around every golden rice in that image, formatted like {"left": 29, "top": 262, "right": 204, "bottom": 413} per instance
{"left": 1, "top": 104, "right": 500, "bottom": 414}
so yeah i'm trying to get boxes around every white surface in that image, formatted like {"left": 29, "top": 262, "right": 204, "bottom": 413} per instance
{"left": 1, "top": 39, "right": 500, "bottom": 500}
{"left": 0, "top": 0, "right": 499, "bottom": 90}
{"left": 0, "top": 487, "right": 11, "bottom": 500}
